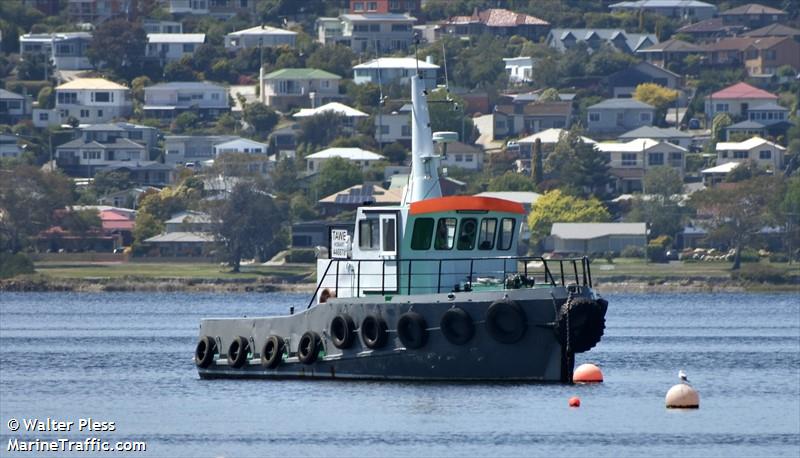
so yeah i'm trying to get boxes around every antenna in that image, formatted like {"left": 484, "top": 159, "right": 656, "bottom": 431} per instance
{"left": 414, "top": 32, "right": 420, "bottom": 77}
{"left": 442, "top": 41, "right": 450, "bottom": 99}
{"left": 375, "top": 39, "right": 385, "bottom": 157}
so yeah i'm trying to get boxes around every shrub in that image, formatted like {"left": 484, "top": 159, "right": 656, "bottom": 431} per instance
{"left": 647, "top": 235, "right": 672, "bottom": 263}
{"left": 286, "top": 249, "right": 317, "bottom": 263}
{"left": 738, "top": 248, "right": 760, "bottom": 263}
{"left": 0, "top": 253, "right": 35, "bottom": 279}
{"left": 731, "top": 264, "right": 788, "bottom": 284}
{"left": 621, "top": 245, "right": 645, "bottom": 258}
{"left": 769, "top": 253, "right": 790, "bottom": 263}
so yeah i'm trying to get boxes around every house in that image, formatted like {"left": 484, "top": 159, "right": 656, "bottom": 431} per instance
{"left": 586, "top": 98, "right": 655, "bottom": 135}
{"left": 609, "top": 0, "right": 716, "bottom": 20}
{"left": 594, "top": 138, "right": 688, "bottom": 193}
{"left": 163, "top": 134, "right": 241, "bottom": 165}
{"left": 700, "top": 161, "right": 741, "bottom": 185}
{"left": 143, "top": 19, "right": 183, "bottom": 34}
{"left": 441, "top": 8, "right": 550, "bottom": 41}
{"left": 352, "top": 57, "right": 439, "bottom": 89}
{"left": 704, "top": 82, "right": 777, "bottom": 119}
{"left": 143, "top": 82, "right": 229, "bottom": 120}
{"left": 724, "top": 120, "right": 766, "bottom": 141}
{"left": 549, "top": 222, "right": 648, "bottom": 255}
{"left": 704, "top": 36, "right": 800, "bottom": 75}
{"left": 306, "top": 147, "right": 385, "bottom": 173}
{"left": 167, "top": 0, "right": 257, "bottom": 17}
{"left": 375, "top": 103, "right": 412, "bottom": 145}
{"left": 715, "top": 136, "right": 785, "bottom": 170}
{"left": 269, "top": 125, "right": 301, "bottom": 157}
{"left": 293, "top": 102, "right": 368, "bottom": 130}
{"left": 0, "top": 134, "right": 22, "bottom": 158}
{"left": 503, "top": 57, "right": 535, "bottom": 85}
{"left": 19, "top": 32, "right": 92, "bottom": 71}
{"left": 36, "top": 78, "right": 132, "bottom": 127}
{"left": 606, "top": 62, "right": 682, "bottom": 99}
{"left": 55, "top": 136, "right": 146, "bottom": 176}
{"left": 144, "top": 211, "right": 215, "bottom": 257}
{"left": 318, "top": 184, "right": 403, "bottom": 216}
{"left": 618, "top": 126, "right": 693, "bottom": 149}
{"left": 0, "top": 88, "right": 32, "bottom": 124}
{"left": 224, "top": 26, "right": 297, "bottom": 51}
{"left": 636, "top": 39, "right": 704, "bottom": 68}
{"left": 746, "top": 101, "right": 790, "bottom": 128}
{"left": 100, "top": 162, "right": 175, "bottom": 187}
{"left": 719, "top": 3, "right": 788, "bottom": 29}
{"left": 317, "top": 12, "right": 416, "bottom": 54}
{"left": 67, "top": 0, "right": 125, "bottom": 23}
{"left": 259, "top": 68, "right": 342, "bottom": 111}
{"left": 348, "top": 0, "right": 421, "bottom": 15}
{"left": 77, "top": 122, "right": 159, "bottom": 155}
{"left": 742, "top": 23, "right": 800, "bottom": 40}
{"left": 516, "top": 128, "right": 595, "bottom": 160}
{"left": 440, "top": 141, "right": 484, "bottom": 171}
{"left": 212, "top": 138, "right": 268, "bottom": 155}
{"left": 146, "top": 33, "right": 206, "bottom": 64}
{"left": 98, "top": 186, "right": 159, "bottom": 208}
{"left": 675, "top": 18, "right": 744, "bottom": 42}
{"left": 547, "top": 28, "right": 658, "bottom": 54}
{"left": 493, "top": 101, "right": 574, "bottom": 139}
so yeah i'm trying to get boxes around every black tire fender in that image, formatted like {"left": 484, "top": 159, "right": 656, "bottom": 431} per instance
{"left": 330, "top": 314, "right": 356, "bottom": 349}
{"left": 195, "top": 336, "right": 216, "bottom": 368}
{"left": 397, "top": 312, "right": 428, "bottom": 349}
{"left": 440, "top": 307, "right": 474, "bottom": 345}
{"left": 260, "top": 335, "right": 285, "bottom": 369}
{"left": 226, "top": 336, "right": 250, "bottom": 369}
{"left": 297, "top": 331, "right": 321, "bottom": 365}
{"left": 360, "top": 315, "right": 388, "bottom": 349}
{"left": 485, "top": 299, "right": 527, "bottom": 344}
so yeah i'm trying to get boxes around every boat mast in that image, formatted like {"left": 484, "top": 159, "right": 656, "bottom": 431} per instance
{"left": 402, "top": 73, "right": 442, "bottom": 205}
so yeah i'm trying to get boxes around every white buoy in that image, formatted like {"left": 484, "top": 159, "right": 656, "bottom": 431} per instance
{"left": 666, "top": 370, "right": 699, "bottom": 408}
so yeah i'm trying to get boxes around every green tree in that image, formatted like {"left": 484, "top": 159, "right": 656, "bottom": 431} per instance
{"left": 173, "top": 112, "right": 200, "bottom": 133}
{"left": 725, "top": 160, "right": 767, "bottom": 182}
{"left": 17, "top": 53, "right": 54, "bottom": 81}
{"left": 298, "top": 111, "right": 347, "bottom": 148}
{"left": 37, "top": 86, "right": 55, "bottom": 109}
{"left": 691, "top": 175, "right": 785, "bottom": 270}
{"left": 781, "top": 175, "right": 800, "bottom": 259}
{"left": 93, "top": 170, "right": 132, "bottom": 196}
{"left": 382, "top": 142, "right": 408, "bottom": 164}
{"left": 547, "top": 126, "right": 612, "bottom": 198}
{"left": 270, "top": 158, "right": 300, "bottom": 195}
{"left": 711, "top": 113, "right": 733, "bottom": 142}
{"left": 87, "top": 19, "right": 147, "bottom": 80}
{"left": 243, "top": 102, "right": 279, "bottom": 139}
{"left": 60, "top": 208, "right": 102, "bottom": 237}
{"left": 643, "top": 166, "right": 684, "bottom": 197}
{"left": 634, "top": 83, "right": 679, "bottom": 125}
{"left": 626, "top": 197, "right": 684, "bottom": 239}
{"left": 163, "top": 57, "right": 198, "bottom": 81}
{"left": 211, "top": 181, "right": 288, "bottom": 272}
{"left": 538, "top": 88, "right": 560, "bottom": 102}
{"left": 487, "top": 171, "right": 537, "bottom": 192}
{"left": 428, "top": 90, "right": 476, "bottom": 143}
{"left": 527, "top": 189, "right": 611, "bottom": 245}
{"left": 312, "top": 157, "right": 363, "bottom": 198}
{"left": 306, "top": 44, "right": 355, "bottom": 79}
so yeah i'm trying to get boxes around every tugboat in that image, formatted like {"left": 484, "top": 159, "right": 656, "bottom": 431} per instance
{"left": 194, "top": 74, "right": 608, "bottom": 382}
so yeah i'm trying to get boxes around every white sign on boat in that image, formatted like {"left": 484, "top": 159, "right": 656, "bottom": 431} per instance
{"left": 331, "top": 229, "right": 350, "bottom": 259}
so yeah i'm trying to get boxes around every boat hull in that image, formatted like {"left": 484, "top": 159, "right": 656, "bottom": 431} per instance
{"left": 196, "top": 287, "right": 598, "bottom": 382}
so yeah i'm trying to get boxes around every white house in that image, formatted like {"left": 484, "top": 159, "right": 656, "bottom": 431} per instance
{"left": 259, "top": 68, "right": 342, "bottom": 111}
{"left": 294, "top": 102, "right": 368, "bottom": 129}
{"left": 212, "top": 138, "right": 268, "bottom": 155}
{"left": 700, "top": 161, "right": 740, "bottom": 186}
{"left": 609, "top": 0, "right": 717, "bottom": 20}
{"left": 146, "top": 33, "right": 206, "bottom": 63}
{"left": 36, "top": 78, "right": 132, "bottom": 127}
{"left": 439, "top": 141, "right": 484, "bottom": 171}
{"left": 55, "top": 136, "right": 146, "bottom": 176}
{"left": 19, "top": 32, "right": 92, "bottom": 71}
{"left": 594, "top": 138, "right": 687, "bottom": 193}
{"left": 715, "top": 136, "right": 785, "bottom": 170}
{"left": 618, "top": 126, "right": 693, "bottom": 149}
{"left": 306, "top": 147, "right": 385, "bottom": 173}
{"left": 0, "top": 134, "right": 22, "bottom": 158}
{"left": 317, "top": 13, "right": 416, "bottom": 55}
{"left": 704, "top": 82, "right": 778, "bottom": 119}
{"left": 163, "top": 134, "right": 240, "bottom": 165}
{"left": 143, "top": 81, "right": 229, "bottom": 119}
{"left": 375, "top": 103, "right": 412, "bottom": 145}
{"left": 503, "top": 57, "right": 535, "bottom": 84}
{"left": 224, "top": 25, "right": 297, "bottom": 50}
{"left": 353, "top": 57, "right": 439, "bottom": 89}
{"left": 587, "top": 98, "right": 655, "bottom": 135}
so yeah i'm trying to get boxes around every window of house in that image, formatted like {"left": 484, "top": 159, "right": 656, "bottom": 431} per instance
{"left": 715, "top": 103, "right": 729, "bottom": 112}
{"left": 354, "top": 24, "right": 369, "bottom": 32}
{"left": 411, "top": 218, "right": 434, "bottom": 250}
{"left": 589, "top": 112, "right": 600, "bottom": 122}
{"left": 211, "top": 93, "right": 220, "bottom": 100}
{"left": 434, "top": 218, "right": 457, "bottom": 250}
{"left": 465, "top": 154, "right": 474, "bottom": 162}
{"left": 759, "top": 150, "right": 771, "bottom": 160}
{"left": 367, "top": 2, "right": 378, "bottom": 11}
{"left": 183, "top": 44, "right": 195, "bottom": 53}
{"left": 669, "top": 152, "right": 682, "bottom": 167}
{"left": 353, "top": 2, "right": 364, "bottom": 11}
{"left": 80, "top": 109, "right": 89, "bottom": 118}
{"left": 721, "top": 151, "right": 728, "bottom": 158}
{"left": 93, "top": 92, "right": 110, "bottom": 102}
{"left": 38, "top": 112, "right": 49, "bottom": 121}
{"left": 358, "top": 218, "right": 379, "bottom": 250}
{"left": 622, "top": 153, "right": 637, "bottom": 166}
{"left": 457, "top": 218, "right": 477, "bottom": 250}
{"left": 97, "top": 109, "right": 103, "bottom": 118}
{"left": 401, "top": 125, "right": 411, "bottom": 137}
{"left": 497, "top": 218, "right": 515, "bottom": 251}
{"left": 391, "top": 24, "right": 410, "bottom": 32}
{"left": 369, "top": 24, "right": 380, "bottom": 32}
{"left": 477, "top": 218, "right": 497, "bottom": 250}
{"left": 455, "top": 154, "right": 463, "bottom": 162}
{"left": 733, "top": 151, "right": 748, "bottom": 159}
{"left": 380, "top": 125, "right": 389, "bottom": 134}
{"left": 57, "top": 92, "right": 78, "bottom": 104}
{"left": 648, "top": 152, "right": 664, "bottom": 166}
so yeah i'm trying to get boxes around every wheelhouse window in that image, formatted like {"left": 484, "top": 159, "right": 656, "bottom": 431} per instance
{"left": 497, "top": 218, "right": 515, "bottom": 251}
{"left": 456, "top": 218, "right": 477, "bottom": 251}
{"left": 478, "top": 218, "right": 497, "bottom": 250}
{"left": 381, "top": 216, "right": 396, "bottom": 253}
{"left": 411, "top": 218, "right": 434, "bottom": 250}
{"left": 358, "top": 219, "right": 379, "bottom": 250}
{"left": 434, "top": 218, "right": 456, "bottom": 250}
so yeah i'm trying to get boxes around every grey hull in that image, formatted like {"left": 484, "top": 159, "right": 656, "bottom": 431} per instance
{"left": 197, "top": 287, "right": 594, "bottom": 382}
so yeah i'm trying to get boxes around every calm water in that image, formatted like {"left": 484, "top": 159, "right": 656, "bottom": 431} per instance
{"left": 1, "top": 292, "right": 798, "bottom": 457}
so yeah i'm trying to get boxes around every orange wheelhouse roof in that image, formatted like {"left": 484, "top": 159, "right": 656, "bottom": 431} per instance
{"left": 409, "top": 196, "right": 526, "bottom": 215}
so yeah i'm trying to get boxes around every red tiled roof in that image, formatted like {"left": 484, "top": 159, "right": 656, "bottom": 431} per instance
{"left": 720, "top": 3, "right": 786, "bottom": 16}
{"left": 709, "top": 82, "right": 777, "bottom": 100}
{"left": 478, "top": 8, "right": 548, "bottom": 27}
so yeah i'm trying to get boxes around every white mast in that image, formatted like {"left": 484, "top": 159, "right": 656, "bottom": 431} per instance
{"left": 402, "top": 74, "right": 441, "bottom": 205}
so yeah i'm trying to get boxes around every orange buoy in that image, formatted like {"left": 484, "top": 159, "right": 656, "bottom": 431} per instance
{"left": 665, "top": 383, "right": 700, "bottom": 409}
{"left": 568, "top": 396, "right": 581, "bottom": 407}
{"left": 573, "top": 363, "right": 603, "bottom": 383}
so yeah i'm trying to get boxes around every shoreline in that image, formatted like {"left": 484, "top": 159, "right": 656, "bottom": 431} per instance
{"left": 2, "top": 275, "right": 797, "bottom": 293}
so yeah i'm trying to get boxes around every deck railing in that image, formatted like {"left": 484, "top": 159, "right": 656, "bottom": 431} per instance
{"left": 307, "top": 256, "right": 592, "bottom": 308}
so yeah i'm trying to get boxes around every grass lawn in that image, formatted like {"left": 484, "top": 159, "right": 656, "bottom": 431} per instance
{"left": 590, "top": 258, "right": 800, "bottom": 279}
{"left": 34, "top": 262, "right": 315, "bottom": 281}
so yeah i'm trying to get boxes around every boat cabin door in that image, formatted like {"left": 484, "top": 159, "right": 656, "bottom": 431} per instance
{"left": 379, "top": 213, "right": 398, "bottom": 292}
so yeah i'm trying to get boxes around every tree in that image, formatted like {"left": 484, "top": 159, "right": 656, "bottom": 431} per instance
{"left": 93, "top": 169, "right": 132, "bottom": 196}
{"left": 527, "top": 189, "right": 611, "bottom": 245}
{"left": 17, "top": 53, "right": 53, "bottom": 80}
{"left": 781, "top": 175, "right": 800, "bottom": 260}
{"left": 37, "top": 86, "right": 54, "bottom": 109}
{"left": 306, "top": 44, "right": 355, "bottom": 79}
{"left": 0, "top": 166, "right": 73, "bottom": 253}
{"left": 626, "top": 197, "right": 684, "bottom": 239}
{"left": 427, "top": 90, "right": 476, "bottom": 143}
{"left": 211, "top": 181, "right": 287, "bottom": 272}
{"left": 173, "top": 112, "right": 200, "bottom": 133}
{"left": 691, "top": 175, "right": 785, "bottom": 270}
{"left": 643, "top": 166, "right": 683, "bottom": 197}
{"left": 725, "top": 160, "right": 767, "bottom": 182}
{"left": 270, "top": 158, "right": 300, "bottom": 195}
{"left": 546, "top": 126, "right": 612, "bottom": 198}
{"left": 132, "top": 185, "right": 199, "bottom": 247}
{"left": 487, "top": 171, "right": 537, "bottom": 192}
{"left": 298, "top": 111, "right": 347, "bottom": 148}
{"left": 538, "top": 88, "right": 560, "bottom": 102}
{"left": 382, "top": 142, "right": 408, "bottom": 164}
{"left": 711, "top": 113, "right": 732, "bottom": 142}
{"left": 87, "top": 19, "right": 147, "bottom": 80}
{"left": 163, "top": 58, "right": 198, "bottom": 81}
{"left": 243, "top": 102, "right": 279, "bottom": 138}
{"left": 312, "top": 157, "right": 362, "bottom": 199}
{"left": 131, "top": 76, "right": 152, "bottom": 104}
{"left": 634, "top": 83, "right": 678, "bottom": 125}
{"left": 60, "top": 209, "right": 102, "bottom": 238}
